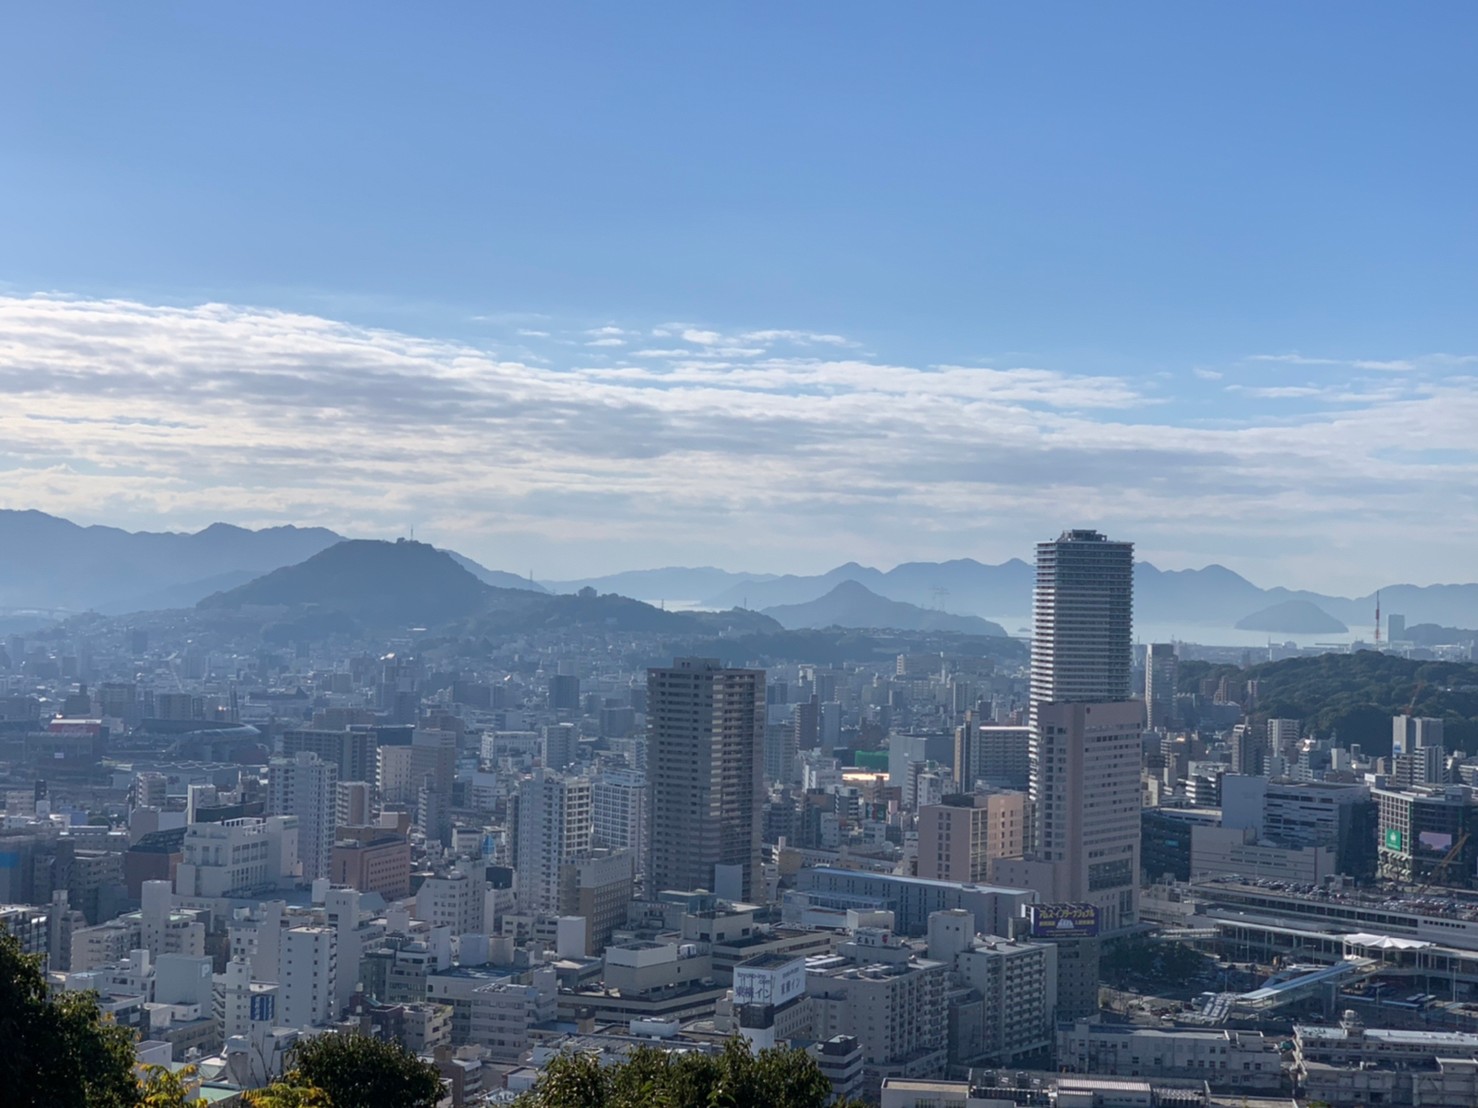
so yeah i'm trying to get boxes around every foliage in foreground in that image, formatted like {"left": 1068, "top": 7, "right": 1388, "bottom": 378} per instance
{"left": 516, "top": 1038, "right": 868, "bottom": 1108}
{"left": 0, "top": 930, "right": 141, "bottom": 1108}
{"left": 279, "top": 1033, "right": 443, "bottom": 1108}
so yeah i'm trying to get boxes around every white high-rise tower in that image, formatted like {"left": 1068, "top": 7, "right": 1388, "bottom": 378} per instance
{"left": 997, "top": 529, "right": 1143, "bottom": 932}
{"left": 1030, "top": 529, "right": 1135, "bottom": 720}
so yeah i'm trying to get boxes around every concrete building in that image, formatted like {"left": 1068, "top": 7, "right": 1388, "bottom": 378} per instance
{"left": 647, "top": 659, "right": 765, "bottom": 901}
{"left": 792, "top": 867, "right": 1034, "bottom": 938}
{"left": 806, "top": 928, "right": 949, "bottom": 1100}
{"left": 1393, "top": 715, "right": 1447, "bottom": 787}
{"left": 281, "top": 727, "right": 378, "bottom": 787}
{"left": 809, "top": 1035, "right": 865, "bottom": 1105}
{"left": 267, "top": 751, "right": 337, "bottom": 883}
{"left": 996, "top": 700, "right": 1144, "bottom": 932}
{"left": 1229, "top": 722, "right": 1265, "bottom": 778}
{"left": 465, "top": 973, "right": 558, "bottom": 1061}
{"left": 336, "top": 780, "right": 374, "bottom": 829}
{"left": 975, "top": 725, "right": 1031, "bottom": 790}
{"left": 1029, "top": 529, "right": 1134, "bottom": 718}
{"left": 1144, "top": 644, "right": 1179, "bottom": 732}
{"left": 927, "top": 909, "right": 1056, "bottom": 1065}
{"left": 416, "top": 869, "right": 483, "bottom": 937}
{"left": 280, "top": 925, "right": 336, "bottom": 1029}
{"left": 515, "top": 769, "right": 592, "bottom": 913}
{"left": 1266, "top": 717, "right": 1301, "bottom": 760}
{"left": 558, "top": 850, "right": 634, "bottom": 955}
{"left": 174, "top": 816, "right": 298, "bottom": 899}
{"left": 1295, "top": 1010, "right": 1478, "bottom": 1107}
{"left": 591, "top": 769, "right": 647, "bottom": 885}
{"left": 727, "top": 951, "right": 813, "bottom": 1051}
{"left": 1057, "top": 1020, "right": 1280, "bottom": 1089}
{"left": 330, "top": 826, "right": 411, "bottom": 900}
{"left": 1375, "top": 784, "right": 1478, "bottom": 887}
{"left": 1189, "top": 824, "right": 1338, "bottom": 883}
{"left": 1000, "top": 529, "right": 1142, "bottom": 932}
{"left": 1220, "top": 775, "right": 1376, "bottom": 879}
{"left": 917, "top": 792, "right": 1027, "bottom": 884}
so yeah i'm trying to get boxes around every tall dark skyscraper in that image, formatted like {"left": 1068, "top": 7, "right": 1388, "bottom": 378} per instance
{"left": 646, "top": 658, "right": 765, "bottom": 901}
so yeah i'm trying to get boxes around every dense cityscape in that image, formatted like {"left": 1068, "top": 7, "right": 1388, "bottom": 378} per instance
{"left": 4, "top": 523, "right": 1478, "bottom": 1107}
{"left": 5, "top": 6, "right": 1475, "bottom": 1107}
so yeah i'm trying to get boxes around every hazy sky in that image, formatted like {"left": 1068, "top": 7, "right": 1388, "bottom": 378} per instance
{"left": 2, "top": 5, "right": 1475, "bottom": 592}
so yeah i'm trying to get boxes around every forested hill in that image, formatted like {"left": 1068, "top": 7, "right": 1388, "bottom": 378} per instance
{"left": 1178, "top": 651, "right": 1478, "bottom": 756}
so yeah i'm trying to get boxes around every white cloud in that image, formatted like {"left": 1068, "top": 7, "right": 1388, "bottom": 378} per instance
{"left": 1192, "top": 367, "right": 1223, "bottom": 380}
{"left": 585, "top": 337, "right": 625, "bottom": 347}
{"left": 1, "top": 294, "right": 1477, "bottom": 589}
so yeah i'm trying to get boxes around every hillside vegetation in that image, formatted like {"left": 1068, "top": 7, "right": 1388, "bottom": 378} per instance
{"left": 1180, "top": 651, "right": 1478, "bottom": 756}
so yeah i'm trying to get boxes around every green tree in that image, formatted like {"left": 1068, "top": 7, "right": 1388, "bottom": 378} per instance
{"left": 242, "top": 1076, "right": 333, "bottom": 1108}
{"left": 287, "top": 1033, "right": 442, "bottom": 1108}
{"left": 139, "top": 1064, "right": 205, "bottom": 1108}
{"left": 0, "top": 929, "right": 140, "bottom": 1108}
{"left": 518, "top": 1038, "right": 867, "bottom": 1108}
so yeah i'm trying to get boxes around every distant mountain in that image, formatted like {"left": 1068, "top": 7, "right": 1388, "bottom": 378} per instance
{"left": 762, "top": 580, "right": 1009, "bottom": 636}
{"left": 543, "top": 566, "right": 778, "bottom": 602}
{"left": 443, "top": 551, "right": 546, "bottom": 593}
{"left": 200, "top": 539, "right": 496, "bottom": 627}
{"left": 1235, "top": 599, "right": 1348, "bottom": 634}
{"left": 0, "top": 510, "right": 344, "bottom": 612}
{"left": 456, "top": 591, "right": 784, "bottom": 638}
{"left": 701, "top": 557, "right": 1035, "bottom": 615}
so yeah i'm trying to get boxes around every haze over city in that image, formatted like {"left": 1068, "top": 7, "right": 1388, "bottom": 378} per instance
{"left": 3, "top": 5, "right": 1477, "bottom": 592}
{"left": 9, "top": 8, "right": 1478, "bottom": 1108}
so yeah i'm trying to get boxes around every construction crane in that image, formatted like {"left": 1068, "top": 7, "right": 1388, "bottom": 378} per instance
{"left": 1406, "top": 679, "right": 1426, "bottom": 716}
{"left": 1415, "top": 831, "right": 1470, "bottom": 895}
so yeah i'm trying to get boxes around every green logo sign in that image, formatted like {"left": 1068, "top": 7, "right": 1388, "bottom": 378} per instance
{"left": 1384, "top": 828, "right": 1404, "bottom": 851}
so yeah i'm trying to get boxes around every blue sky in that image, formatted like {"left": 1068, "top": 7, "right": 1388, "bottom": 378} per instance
{"left": 2, "top": 4, "right": 1476, "bottom": 591}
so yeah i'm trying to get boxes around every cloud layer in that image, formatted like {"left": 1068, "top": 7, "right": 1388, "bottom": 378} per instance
{"left": 2, "top": 294, "right": 1476, "bottom": 591}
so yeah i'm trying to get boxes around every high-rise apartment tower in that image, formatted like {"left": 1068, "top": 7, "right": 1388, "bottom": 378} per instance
{"left": 998, "top": 529, "right": 1143, "bottom": 932}
{"left": 646, "top": 658, "right": 765, "bottom": 901}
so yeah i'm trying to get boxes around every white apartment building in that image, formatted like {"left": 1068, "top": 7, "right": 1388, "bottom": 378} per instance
{"left": 268, "top": 751, "right": 337, "bottom": 883}
{"left": 415, "top": 869, "right": 484, "bottom": 937}
{"left": 592, "top": 769, "right": 647, "bottom": 881}
{"left": 174, "top": 816, "right": 299, "bottom": 899}
{"left": 806, "top": 929, "right": 949, "bottom": 1100}
{"left": 280, "top": 925, "right": 336, "bottom": 1029}
{"left": 515, "top": 770, "right": 592, "bottom": 913}
{"left": 465, "top": 972, "right": 558, "bottom": 1061}
{"left": 926, "top": 909, "right": 1057, "bottom": 1064}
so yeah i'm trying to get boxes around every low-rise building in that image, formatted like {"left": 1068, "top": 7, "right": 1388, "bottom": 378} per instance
{"left": 1057, "top": 1020, "right": 1281, "bottom": 1090}
{"left": 1296, "top": 1010, "right": 1478, "bottom": 1107}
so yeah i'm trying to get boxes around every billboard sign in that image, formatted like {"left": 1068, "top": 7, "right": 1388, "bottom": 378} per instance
{"left": 733, "top": 956, "right": 807, "bottom": 1008}
{"left": 1419, "top": 831, "right": 1454, "bottom": 853}
{"left": 1029, "top": 903, "right": 1099, "bottom": 939}
{"left": 250, "top": 993, "right": 275, "bottom": 1023}
{"left": 1384, "top": 827, "right": 1404, "bottom": 851}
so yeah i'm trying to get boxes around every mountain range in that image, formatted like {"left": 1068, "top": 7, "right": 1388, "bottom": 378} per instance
{"left": 551, "top": 559, "right": 1478, "bottom": 634}
{"left": 762, "top": 580, "right": 1009, "bottom": 636}
{"left": 5, "top": 510, "right": 1478, "bottom": 636}
{"left": 199, "top": 538, "right": 782, "bottom": 637}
